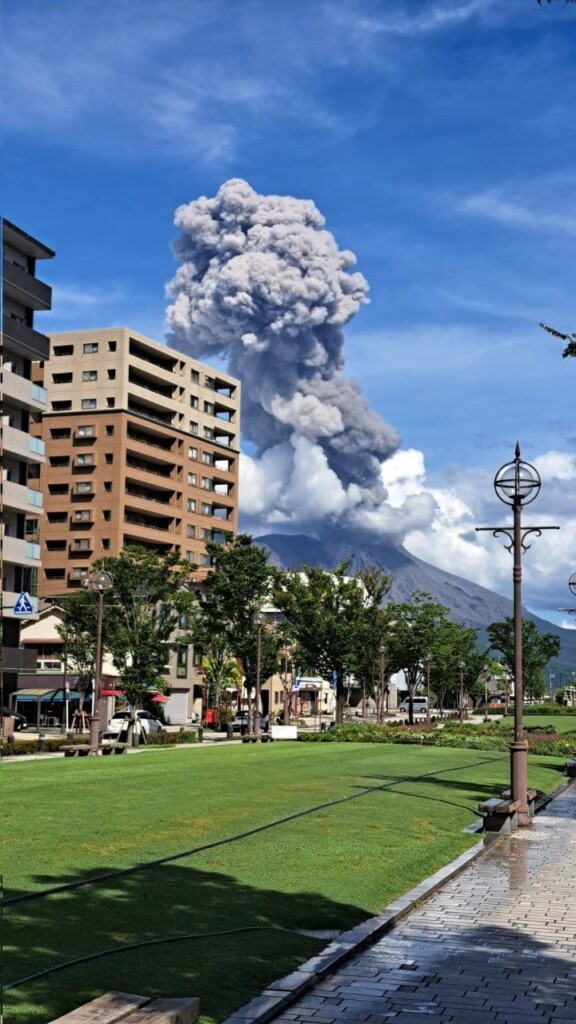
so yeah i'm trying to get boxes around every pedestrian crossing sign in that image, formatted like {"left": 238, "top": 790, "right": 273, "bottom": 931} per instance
{"left": 13, "top": 592, "right": 34, "bottom": 616}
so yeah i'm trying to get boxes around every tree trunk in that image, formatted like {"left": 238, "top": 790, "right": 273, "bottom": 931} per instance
{"left": 283, "top": 690, "right": 290, "bottom": 725}
{"left": 408, "top": 692, "right": 414, "bottom": 726}
{"left": 336, "top": 676, "right": 345, "bottom": 725}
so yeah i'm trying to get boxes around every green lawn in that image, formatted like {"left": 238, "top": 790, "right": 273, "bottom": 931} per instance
{"left": 524, "top": 714, "right": 576, "bottom": 734}
{"left": 1, "top": 743, "right": 566, "bottom": 1024}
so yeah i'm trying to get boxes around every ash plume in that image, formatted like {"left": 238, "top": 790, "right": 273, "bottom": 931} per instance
{"left": 166, "top": 179, "right": 430, "bottom": 536}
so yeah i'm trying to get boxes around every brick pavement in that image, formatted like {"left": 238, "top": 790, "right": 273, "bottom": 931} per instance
{"left": 274, "top": 785, "right": 576, "bottom": 1024}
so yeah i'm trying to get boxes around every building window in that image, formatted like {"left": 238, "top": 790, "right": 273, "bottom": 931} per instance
{"left": 105, "top": 425, "right": 115, "bottom": 435}
{"left": 201, "top": 452, "right": 213, "bottom": 465}
{"left": 48, "top": 483, "right": 69, "bottom": 495}
{"left": 82, "top": 370, "right": 98, "bottom": 382}
{"left": 187, "top": 498, "right": 196, "bottom": 512}
{"left": 193, "top": 648, "right": 203, "bottom": 667}
{"left": 70, "top": 567, "right": 89, "bottom": 580}
{"left": 47, "top": 511, "right": 67, "bottom": 523}
{"left": 201, "top": 502, "right": 211, "bottom": 515}
{"left": 176, "top": 646, "right": 188, "bottom": 678}
{"left": 106, "top": 397, "right": 115, "bottom": 408}
{"left": 108, "top": 340, "right": 117, "bottom": 352}
{"left": 75, "top": 454, "right": 94, "bottom": 466}
{"left": 107, "top": 369, "right": 116, "bottom": 379}
{"left": 75, "top": 482, "right": 93, "bottom": 494}
{"left": 188, "top": 446, "right": 198, "bottom": 459}
{"left": 45, "top": 568, "right": 66, "bottom": 579}
{"left": 83, "top": 342, "right": 99, "bottom": 354}
{"left": 102, "top": 538, "right": 110, "bottom": 550}
{"left": 191, "top": 369, "right": 199, "bottom": 382}
{"left": 204, "top": 427, "right": 214, "bottom": 440}
{"left": 52, "top": 372, "right": 73, "bottom": 384}
{"left": 204, "top": 401, "right": 214, "bottom": 415}
{"left": 74, "top": 510, "right": 92, "bottom": 522}
{"left": 190, "top": 396, "right": 199, "bottom": 409}
{"left": 104, "top": 482, "right": 112, "bottom": 492}
{"left": 52, "top": 400, "right": 72, "bottom": 412}
{"left": 188, "top": 473, "right": 197, "bottom": 486}
{"left": 49, "top": 455, "right": 70, "bottom": 468}
{"left": 201, "top": 477, "right": 212, "bottom": 490}
{"left": 199, "top": 553, "right": 211, "bottom": 567}
{"left": 190, "top": 421, "right": 199, "bottom": 435}
{"left": 186, "top": 551, "right": 195, "bottom": 564}
{"left": 105, "top": 453, "right": 113, "bottom": 464}
{"left": 76, "top": 425, "right": 95, "bottom": 438}
{"left": 53, "top": 345, "right": 74, "bottom": 357}
{"left": 72, "top": 538, "right": 91, "bottom": 551}
{"left": 50, "top": 427, "right": 71, "bottom": 440}
{"left": 81, "top": 398, "right": 97, "bottom": 410}
{"left": 200, "top": 527, "right": 212, "bottom": 540}
{"left": 186, "top": 524, "right": 196, "bottom": 538}
{"left": 46, "top": 540, "right": 66, "bottom": 551}
{"left": 103, "top": 510, "right": 112, "bottom": 521}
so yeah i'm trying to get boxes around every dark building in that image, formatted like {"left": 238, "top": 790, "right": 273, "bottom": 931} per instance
{"left": 1, "top": 219, "right": 54, "bottom": 703}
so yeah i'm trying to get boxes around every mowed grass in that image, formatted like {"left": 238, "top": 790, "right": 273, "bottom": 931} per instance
{"left": 1, "top": 743, "right": 566, "bottom": 1024}
{"left": 525, "top": 714, "right": 576, "bottom": 734}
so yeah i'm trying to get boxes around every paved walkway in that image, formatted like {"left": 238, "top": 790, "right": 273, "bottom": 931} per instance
{"left": 275, "top": 785, "right": 576, "bottom": 1024}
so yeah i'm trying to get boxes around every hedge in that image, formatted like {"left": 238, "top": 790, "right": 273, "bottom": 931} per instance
{"left": 298, "top": 720, "right": 574, "bottom": 757}
{"left": 145, "top": 730, "right": 198, "bottom": 746}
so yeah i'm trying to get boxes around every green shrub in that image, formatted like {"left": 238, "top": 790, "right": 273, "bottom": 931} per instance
{"left": 145, "top": 729, "right": 198, "bottom": 746}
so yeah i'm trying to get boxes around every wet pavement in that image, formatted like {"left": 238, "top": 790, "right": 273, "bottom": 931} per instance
{"left": 274, "top": 784, "right": 576, "bottom": 1024}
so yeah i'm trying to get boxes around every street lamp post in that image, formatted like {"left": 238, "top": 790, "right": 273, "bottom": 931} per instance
{"left": 477, "top": 442, "right": 559, "bottom": 827}
{"left": 83, "top": 569, "right": 113, "bottom": 755}
{"left": 253, "top": 610, "right": 266, "bottom": 740}
{"left": 458, "top": 659, "right": 466, "bottom": 725}
{"left": 483, "top": 663, "right": 490, "bottom": 722}
{"left": 424, "top": 652, "right": 432, "bottom": 726}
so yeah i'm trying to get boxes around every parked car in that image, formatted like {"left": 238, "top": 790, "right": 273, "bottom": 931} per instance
{"left": 2, "top": 707, "right": 28, "bottom": 731}
{"left": 105, "top": 710, "right": 164, "bottom": 737}
{"left": 231, "top": 710, "right": 269, "bottom": 732}
{"left": 399, "top": 697, "right": 429, "bottom": 714}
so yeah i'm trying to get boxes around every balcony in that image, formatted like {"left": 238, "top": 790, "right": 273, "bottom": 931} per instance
{"left": 2, "top": 424, "right": 45, "bottom": 463}
{"left": 3, "top": 259, "right": 52, "bottom": 310}
{"left": 2, "top": 535, "right": 41, "bottom": 567}
{"left": 2, "top": 591, "right": 40, "bottom": 619}
{"left": 124, "top": 510, "right": 173, "bottom": 533}
{"left": 128, "top": 399, "right": 174, "bottom": 428}
{"left": 125, "top": 482, "right": 175, "bottom": 508}
{"left": 126, "top": 455, "right": 174, "bottom": 481}
{"left": 129, "top": 339, "right": 178, "bottom": 375}
{"left": 2, "top": 368, "right": 47, "bottom": 411}
{"left": 126, "top": 425, "right": 175, "bottom": 453}
{"left": 2, "top": 480, "right": 44, "bottom": 513}
{"left": 1, "top": 647, "right": 38, "bottom": 670}
{"left": 2, "top": 314, "right": 49, "bottom": 361}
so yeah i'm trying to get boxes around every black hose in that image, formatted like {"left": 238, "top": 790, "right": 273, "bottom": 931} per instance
{"left": 4, "top": 755, "right": 506, "bottom": 909}
{"left": 3, "top": 925, "right": 295, "bottom": 992}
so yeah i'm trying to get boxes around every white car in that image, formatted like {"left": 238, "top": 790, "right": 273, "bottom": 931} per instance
{"left": 105, "top": 710, "right": 164, "bottom": 737}
{"left": 399, "top": 697, "right": 428, "bottom": 714}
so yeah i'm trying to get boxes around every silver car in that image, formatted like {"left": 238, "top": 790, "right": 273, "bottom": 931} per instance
{"left": 106, "top": 710, "right": 164, "bottom": 736}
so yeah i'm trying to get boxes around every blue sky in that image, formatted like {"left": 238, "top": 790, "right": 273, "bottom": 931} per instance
{"left": 4, "top": 0, "right": 576, "bottom": 619}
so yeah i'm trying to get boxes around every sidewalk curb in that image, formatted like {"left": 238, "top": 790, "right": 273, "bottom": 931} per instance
{"left": 224, "top": 779, "right": 575, "bottom": 1024}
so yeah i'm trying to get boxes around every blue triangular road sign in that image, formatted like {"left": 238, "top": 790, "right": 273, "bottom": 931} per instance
{"left": 13, "top": 592, "right": 34, "bottom": 615}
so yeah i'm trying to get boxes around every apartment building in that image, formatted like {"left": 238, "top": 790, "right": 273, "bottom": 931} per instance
{"left": 1, "top": 219, "right": 54, "bottom": 698}
{"left": 33, "top": 327, "right": 240, "bottom": 723}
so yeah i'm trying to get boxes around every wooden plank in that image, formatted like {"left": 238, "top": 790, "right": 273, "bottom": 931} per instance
{"left": 122, "top": 997, "right": 200, "bottom": 1024}
{"left": 49, "top": 992, "right": 149, "bottom": 1023}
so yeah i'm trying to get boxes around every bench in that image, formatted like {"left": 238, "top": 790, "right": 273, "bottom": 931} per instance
{"left": 478, "top": 797, "right": 520, "bottom": 833}
{"left": 49, "top": 993, "right": 199, "bottom": 1023}
{"left": 62, "top": 744, "right": 126, "bottom": 757}
{"left": 502, "top": 788, "right": 538, "bottom": 818}
{"left": 566, "top": 757, "right": 576, "bottom": 778}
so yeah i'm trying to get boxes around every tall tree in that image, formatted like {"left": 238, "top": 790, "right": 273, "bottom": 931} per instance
{"left": 96, "top": 546, "right": 196, "bottom": 741}
{"left": 56, "top": 592, "right": 99, "bottom": 713}
{"left": 352, "top": 568, "right": 394, "bottom": 719}
{"left": 274, "top": 560, "right": 371, "bottom": 723}
{"left": 198, "top": 534, "right": 280, "bottom": 728}
{"left": 487, "top": 618, "right": 561, "bottom": 703}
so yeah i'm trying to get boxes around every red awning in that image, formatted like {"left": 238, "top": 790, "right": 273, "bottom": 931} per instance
{"left": 101, "top": 689, "right": 124, "bottom": 697}
{"left": 151, "top": 694, "right": 169, "bottom": 703}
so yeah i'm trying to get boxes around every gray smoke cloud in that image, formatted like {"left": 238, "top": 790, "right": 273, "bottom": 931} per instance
{"left": 166, "top": 179, "right": 400, "bottom": 509}
{"left": 165, "top": 180, "right": 437, "bottom": 538}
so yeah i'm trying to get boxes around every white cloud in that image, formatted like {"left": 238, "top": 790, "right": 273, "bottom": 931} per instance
{"left": 533, "top": 451, "right": 576, "bottom": 481}
{"left": 456, "top": 190, "right": 576, "bottom": 239}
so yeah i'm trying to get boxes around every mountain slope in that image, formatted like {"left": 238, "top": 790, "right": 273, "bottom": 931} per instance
{"left": 257, "top": 532, "right": 575, "bottom": 682}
